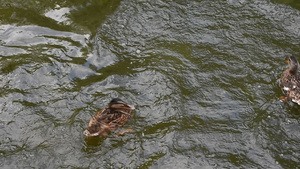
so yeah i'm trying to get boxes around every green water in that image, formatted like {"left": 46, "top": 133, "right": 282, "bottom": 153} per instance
{"left": 0, "top": 0, "right": 300, "bottom": 168}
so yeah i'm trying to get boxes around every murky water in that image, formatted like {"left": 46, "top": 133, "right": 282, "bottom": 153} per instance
{"left": 1, "top": 0, "right": 300, "bottom": 168}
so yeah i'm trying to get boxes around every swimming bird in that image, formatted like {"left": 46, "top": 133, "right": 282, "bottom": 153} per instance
{"left": 84, "top": 98, "right": 135, "bottom": 137}
{"left": 279, "top": 56, "right": 300, "bottom": 105}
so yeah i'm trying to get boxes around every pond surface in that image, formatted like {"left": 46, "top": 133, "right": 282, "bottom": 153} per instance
{"left": 0, "top": 0, "right": 300, "bottom": 168}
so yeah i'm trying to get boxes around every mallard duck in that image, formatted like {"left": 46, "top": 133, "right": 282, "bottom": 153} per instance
{"left": 84, "top": 98, "right": 135, "bottom": 137}
{"left": 279, "top": 56, "right": 300, "bottom": 105}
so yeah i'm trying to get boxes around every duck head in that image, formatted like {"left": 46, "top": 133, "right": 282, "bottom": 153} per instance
{"left": 108, "top": 98, "right": 135, "bottom": 110}
{"left": 286, "top": 56, "right": 299, "bottom": 75}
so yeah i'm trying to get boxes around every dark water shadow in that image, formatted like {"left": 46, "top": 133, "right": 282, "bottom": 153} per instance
{"left": 273, "top": 0, "right": 300, "bottom": 11}
{"left": 283, "top": 102, "right": 300, "bottom": 120}
{"left": 70, "top": 0, "right": 122, "bottom": 36}
{"left": 84, "top": 136, "right": 105, "bottom": 147}
{"left": 0, "top": 0, "right": 122, "bottom": 35}
{"left": 82, "top": 136, "right": 106, "bottom": 155}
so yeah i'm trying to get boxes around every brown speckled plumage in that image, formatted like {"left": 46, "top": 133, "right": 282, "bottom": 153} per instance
{"left": 279, "top": 56, "right": 300, "bottom": 105}
{"left": 84, "top": 98, "right": 135, "bottom": 137}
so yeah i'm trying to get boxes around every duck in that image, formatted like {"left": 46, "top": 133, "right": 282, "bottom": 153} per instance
{"left": 279, "top": 56, "right": 300, "bottom": 105}
{"left": 84, "top": 98, "right": 135, "bottom": 137}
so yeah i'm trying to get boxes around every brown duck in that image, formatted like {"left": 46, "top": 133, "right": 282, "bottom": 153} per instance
{"left": 279, "top": 56, "right": 300, "bottom": 105}
{"left": 84, "top": 98, "right": 135, "bottom": 137}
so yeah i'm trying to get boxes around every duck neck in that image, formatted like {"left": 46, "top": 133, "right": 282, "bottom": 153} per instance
{"left": 289, "top": 65, "right": 298, "bottom": 75}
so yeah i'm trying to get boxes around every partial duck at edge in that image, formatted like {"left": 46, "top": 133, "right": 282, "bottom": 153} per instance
{"left": 279, "top": 56, "right": 300, "bottom": 105}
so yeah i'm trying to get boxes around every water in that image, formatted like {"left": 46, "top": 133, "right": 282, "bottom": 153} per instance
{"left": 1, "top": 0, "right": 300, "bottom": 168}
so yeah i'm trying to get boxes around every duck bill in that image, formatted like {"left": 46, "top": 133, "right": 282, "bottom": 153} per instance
{"left": 285, "top": 56, "right": 289, "bottom": 63}
{"left": 285, "top": 59, "right": 289, "bottom": 63}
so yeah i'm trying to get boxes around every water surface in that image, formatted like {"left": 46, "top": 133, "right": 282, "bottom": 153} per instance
{"left": 0, "top": 0, "right": 300, "bottom": 168}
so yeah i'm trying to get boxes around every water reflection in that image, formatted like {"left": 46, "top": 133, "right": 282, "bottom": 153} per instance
{"left": 45, "top": 6, "right": 71, "bottom": 24}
